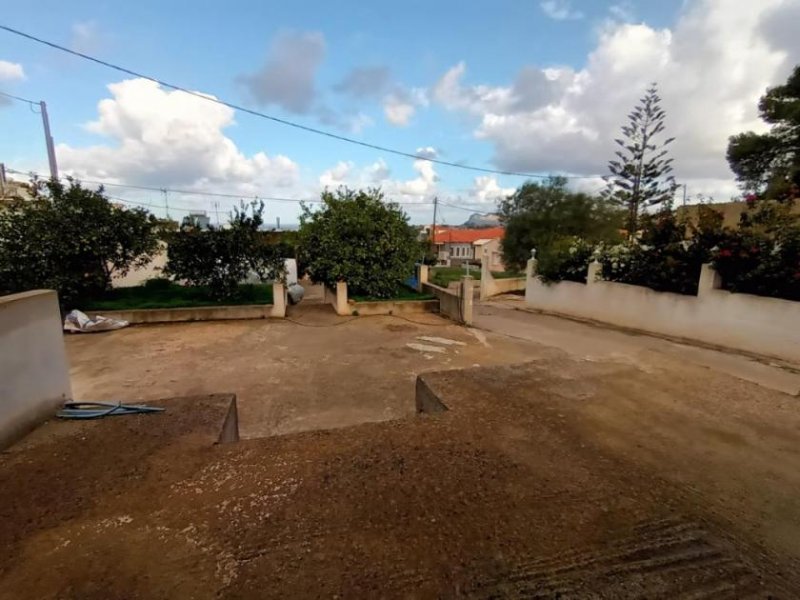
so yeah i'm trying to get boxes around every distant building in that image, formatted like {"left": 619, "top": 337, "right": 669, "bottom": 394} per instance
{"left": 182, "top": 211, "right": 211, "bottom": 230}
{"left": 431, "top": 226, "right": 505, "bottom": 269}
{"left": 0, "top": 176, "right": 33, "bottom": 208}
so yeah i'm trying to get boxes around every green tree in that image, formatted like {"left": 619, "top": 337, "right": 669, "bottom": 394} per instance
{"left": 298, "top": 187, "right": 418, "bottom": 298}
{"left": 727, "top": 65, "right": 800, "bottom": 200}
{"left": 0, "top": 178, "right": 159, "bottom": 308}
{"left": 604, "top": 83, "right": 679, "bottom": 235}
{"left": 164, "top": 201, "right": 285, "bottom": 300}
{"left": 499, "top": 176, "right": 623, "bottom": 270}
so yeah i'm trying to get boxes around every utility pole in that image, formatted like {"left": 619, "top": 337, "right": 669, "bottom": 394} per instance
{"left": 162, "top": 188, "right": 170, "bottom": 221}
{"left": 214, "top": 201, "right": 221, "bottom": 226}
{"left": 430, "top": 196, "right": 439, "bottom": 260}
{"left": 682, "top": 184, "right": 688, "bottom": 207}
{"left": 39, "top": 101, "right": 58, "bottom": 180}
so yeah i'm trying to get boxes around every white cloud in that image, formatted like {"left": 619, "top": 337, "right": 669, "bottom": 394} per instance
{"left": 540, "top": 0, "right": 584, "bottom": 21}
{"left": 469, "top": 176, "right": 515, "bottom": 203}
{"left": 239, "top": 31, "right": 325, "bottom": 114}
{"left": 319, "top": 161, "right": 353, "bottom": 188}
{"left": 383, "top": 93, "right": 416, "bottom": 126}
{"left": 0, "top": 60, "right": 25, "bottom": 81}
{"left": 415, "top": 146, "right": 438, "bottom": 160}
{"left": 608, "top": 2, "right": 635, "bottom": 22}
{"left": 58, "top": 78, "right": 299, "bottom": 196}
{"left": 433, "top": 0, "right": 794, "bottom": 199}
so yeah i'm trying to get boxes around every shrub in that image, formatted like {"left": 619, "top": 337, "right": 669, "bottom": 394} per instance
{"left": 537, "top": 237, "right": 595, "bottom": 283}
{"left": 164, "top": 201, "right": 285, "bottom": 300}
{"left": 298, "top": 187, "right": 418, "bottom": 298}
{"left": 0, "top": 178, "right": 159, "bottom": 308}
{"left": 597, "top": 207, "right": 725, "bottom": 295}
{"left": 712, "top": 199, "right": 800, "bottom": 301}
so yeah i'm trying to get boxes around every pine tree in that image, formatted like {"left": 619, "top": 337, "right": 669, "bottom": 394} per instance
{"left": 604, "top": 83, "right": 679, "bottom": 236}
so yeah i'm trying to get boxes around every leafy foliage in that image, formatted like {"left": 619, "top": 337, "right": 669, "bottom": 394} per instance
{"left": 597, "top": 207, "right": 725, "bottom": 295}
{"left": 604, "top": 83, "right": 679, "bottom": 235}
{"left": 298, "top": 187, "right": 418, "bottom": 298}
{"left": 712, "top": 200, "right": 800, "bottom": 301}
{"left": 537, "top": 237, "right": 595, "bottom": 284}
{"left": 727, "top": 65, "right": 800, "bottom": 201}
{"left": 0, "top": 178, "right": 159, "bottom": 308}
{"left": 164, "top": 201, "right": 285, "bottom": 300}
{"left": 499, "top": 176, "right": 623, "bottom": 271}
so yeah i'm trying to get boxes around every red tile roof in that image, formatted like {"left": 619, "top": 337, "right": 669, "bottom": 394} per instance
{"left": 431, "top": 227, "right": 505, "bottom": 244}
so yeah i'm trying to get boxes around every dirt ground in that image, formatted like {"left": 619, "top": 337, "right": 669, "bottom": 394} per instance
{"left": 2, "top": 301, "right": 800, "bottom": 597}
{"left": 66, "top": 308, "right": 543, "bottom": 438}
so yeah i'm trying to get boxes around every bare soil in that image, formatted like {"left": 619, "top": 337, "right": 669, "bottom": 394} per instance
{"left": 1, "top": 307, "right": 799, "bottom": 597}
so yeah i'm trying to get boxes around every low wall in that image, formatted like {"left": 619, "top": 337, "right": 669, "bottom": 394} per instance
{"left": 481, "top": 276, "right": 526, "bottom": 299}
{"left": 525, "top": 262, "right": 800, "bottom": 363}
{"left": 88, "top": 303, "right": 276, "bottom": 324}
{"left": 0, "top": 290, "right": 72, "bottom": 449}
{"left": 422, "top": 281, "right": 474, "bottom": 325}
{"left": 352, "top": 299, "right": 439, "bottom": 316}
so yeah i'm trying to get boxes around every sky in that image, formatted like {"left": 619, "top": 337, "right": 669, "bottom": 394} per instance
{"left": 1, "top": 0, "right": 799, "bottom": 225}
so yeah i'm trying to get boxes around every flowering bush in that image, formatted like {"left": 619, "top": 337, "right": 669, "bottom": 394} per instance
{"left": 537, "top": 237, "right": 595, "bottom": 283}
{"left": 712, "top": 200, "right": 800, "bottom": 301}
{"left": 595, "top": 209, "right": 723, "bottom": 295}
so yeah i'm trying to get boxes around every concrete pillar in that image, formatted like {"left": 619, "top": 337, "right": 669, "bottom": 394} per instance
{"left": 698, "top": 263, "right": 722, "bottom": 298}
{"left": 461, "top": 276, "right": 474, "bottom": 326}
{"left": 526, "top": 257, "right": 538, "bottom": 281}
{"left": 587, "top": 261, "right": 602, "bottom": 285}
{"left": 480, "top": 247, "right": 492, "bottom": 301}
{"left": 416, "top": 264, "right": 429, "bottom": 292}
{"left": 270, "top": 281, "right": 286, "bottom": 318}
{"left": 335, "top": 281, "right": 349, "bottom": 316}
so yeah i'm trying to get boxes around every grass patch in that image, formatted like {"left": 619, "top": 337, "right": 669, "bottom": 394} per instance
{"left": 430, "top": 267, "right": 521, "bottom": 287}
{"left": 84, "top": 282, "right": 274, "bottom": 310}
{"left": 430, "top": 266, "right": 481, "bottom": 287}
{"left": 491, "top": 270, "right": 524, "bottom": 279}
{"left": 351, "top": 285, "right": 435, "bottom": 303}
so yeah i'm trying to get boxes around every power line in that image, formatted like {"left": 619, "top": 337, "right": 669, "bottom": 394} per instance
{"left": 5, "top": 166, "right": 436, "bottom": 208}
{"left": 0, "top": 23, "right": 602, "bottom": 181}
{"left": 0, "top": 89, "right": 38, "bottom": 106}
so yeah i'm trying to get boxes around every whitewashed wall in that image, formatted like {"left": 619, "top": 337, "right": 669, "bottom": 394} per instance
{"left": 525, "top": 261, "right": 800, "bottom": 363}
{"left": 0, "top": 290, "right": 72, "bottom": 448}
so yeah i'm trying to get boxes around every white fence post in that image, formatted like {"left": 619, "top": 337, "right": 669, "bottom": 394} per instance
{"left": 417, "top": 264, "right": 429, "bottom": 292}
{"left": 480, "top": 247, "right": 492, "bottom": 301}
{"left": 270, "top": 281, "right": 287, "bottom": 318}
{"left": 461, "top": 276, "right": 474, "bottom": 326}
{"left": 698, "top": 263, "right": 722, "bottom": 298}
{"left": 335, "top": 281, "right": 349, "bottom": 315}
{"left": 587, "top": 261, "right": 602, "bottom": 285}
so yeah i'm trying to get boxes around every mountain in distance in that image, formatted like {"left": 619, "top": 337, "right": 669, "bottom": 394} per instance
{"left": 462, "top": 213, "right": 501, "bottom": 228}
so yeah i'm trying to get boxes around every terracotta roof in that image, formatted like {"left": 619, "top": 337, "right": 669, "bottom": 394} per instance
{"left": 431, "top": 227, "right": 504, "bottom": 244}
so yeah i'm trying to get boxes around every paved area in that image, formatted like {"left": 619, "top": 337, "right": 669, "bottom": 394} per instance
{"left": 476, "top": 295, "right": 800, "bottom": 395}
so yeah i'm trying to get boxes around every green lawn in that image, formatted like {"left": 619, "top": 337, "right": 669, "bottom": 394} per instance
{"left": 351, "top": 285, "right": 435, "bottom": 303}
{"left": 430, "top": 266, "right": 481, "bottom": 287}
{"left": 84, "top": 282, "right": 274, "bottom": 310}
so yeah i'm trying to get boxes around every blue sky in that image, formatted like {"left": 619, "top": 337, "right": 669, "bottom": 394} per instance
{"left": 0, "top": 0, "right": 796, "bottom": 224}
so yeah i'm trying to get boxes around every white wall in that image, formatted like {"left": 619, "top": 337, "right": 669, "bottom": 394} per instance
{"left": 0, "top": 290, "right": 72, "bottom": 448}
{"left": 525, "top": 262, "right": 800, "bottom": 363}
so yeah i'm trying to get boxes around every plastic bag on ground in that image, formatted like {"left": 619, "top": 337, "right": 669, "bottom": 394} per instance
{"left": 63, "top": 309, "right": 129, "bottom": 333}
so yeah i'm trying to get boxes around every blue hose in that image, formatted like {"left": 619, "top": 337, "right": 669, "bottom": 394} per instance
{"left": 57, "top": 402, "right": 165, "bottom": 420}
